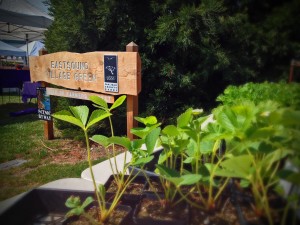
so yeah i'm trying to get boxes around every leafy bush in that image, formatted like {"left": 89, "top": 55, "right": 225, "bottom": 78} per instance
{"left": 216, "top": 81, "right": 300, "bottom": 109}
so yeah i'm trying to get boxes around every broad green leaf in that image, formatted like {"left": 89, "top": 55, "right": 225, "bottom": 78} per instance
{"left": 156, "top": 164, "right": 180, "bottom": 177}
{"left": 164, "top": 177, "right": 183, "bottom": 186}
{"left": 239, "top": 179, "right": 250, "bottom": 188}
{"left": 108, "top": 136, "right": 131, "bottom": 150}
{"left": 91, "top": 135, "right": 109, "bottom": 148}
{"left": 110, "top": 95, "right": 126, "bottom": 110}
{"left": 183, "top": 157, "right": 194, "bottom": 164}
{"left": 215, "top": 106, "right": 237, "bottom": 132}
{"left": 134, "top": 116, "right": 158, "bottom": 126}
{"left": 184, "top": 128, "right": 198, "bottom": 143}
{"left": 131, "top": 123, "right": 161, "bottom": 139}
{"left": 247, "top": 127, "right": 276, "bottom": 140}
{"left": 131, "top": 127, "right": 148, "bottom": 139}
{"left": 158, "top": 150, "right": 167, "bottom": 164}
{"left": 131, "top": 139, "right": 145, "bottom": 150}
{"left": 166, "top": 174, "right": 201, "bottom": 187}
{"left": 219, "top": 155, "right": 253, "bottom": 179}
{"left": 81, "top": 196, "right": 94, "bottom": 209}
{"left": 200, "top": 140, "right": 214, "bottom": 154}
{"left": 179, "top": 174, "right": 202, "bottom": 186}
{"left": 257, "top": 141, "right": 275, "bottom": 154}
{"left": 264, "top": 149, "right": 292, "bottom": 165}
{"left": 52, "top": 110, "right": 84, "bottom": 129}
{"left": 66, "top": 208, "right": 83, "bottom": 217}
{"left": 89, "top": 96, "right": 108, "bottom": 109}
{"left": 198, "top": 165, "right": 210, "bottom": 179}
{"left": 186, "top": 140, "right": 197, "bottom": 157}
{"left": 86, "top": 109, "right": 111, "bottom": 129}
{"left": 269, "top": 109, "right": 300, "bottom": 126}
{"left": 162, "top": 125, "right": 180, "bottom": 136}
{"left": 131, "top": 156, "right": 154, "bottom": 166}
{"left": 69, "top": 106, "right": 89, "bottom": 127}
{"left": 145, "top": 127, "right": 161, "bottom": 154}
{"left": 232, "top": 103, "right": 255, "bottom": 129}
{"left": 65, "top": 196, "right": 81, "bottom": 208}
{"left": 177, "top": 108, "right": 192, "bottom": 128}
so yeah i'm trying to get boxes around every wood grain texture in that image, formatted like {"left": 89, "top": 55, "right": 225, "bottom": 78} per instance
{"left": 29, "top": 51, "right": 141, "bottom": 96}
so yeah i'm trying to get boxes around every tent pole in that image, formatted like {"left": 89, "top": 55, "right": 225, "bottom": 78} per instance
{"left": 26, "top": 34, "right": 29, "bottom": 66}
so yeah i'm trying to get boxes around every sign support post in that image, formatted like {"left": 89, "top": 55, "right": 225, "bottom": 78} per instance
{"left": 39, "top": 49, "right": 54, "bottom": 140}
{"left": 126, "top": 42, "right": 139, "bottom": 140}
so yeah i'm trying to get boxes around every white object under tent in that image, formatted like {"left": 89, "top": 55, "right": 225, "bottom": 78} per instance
{"left": 19, "top": 40, "right": 45, "bottom": 56}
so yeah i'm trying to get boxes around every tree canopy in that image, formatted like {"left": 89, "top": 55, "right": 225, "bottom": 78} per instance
{"left": 45, "top": 0, "right": 300, "bottom": 124}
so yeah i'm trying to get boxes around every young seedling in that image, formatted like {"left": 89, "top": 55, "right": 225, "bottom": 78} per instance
{"left": 52, "top": 95, "right": 128, "bottom": 223}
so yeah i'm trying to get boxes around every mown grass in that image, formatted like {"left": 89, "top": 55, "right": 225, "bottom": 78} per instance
{"left": 0, "top": 93, "right": 106, "bottom": 201}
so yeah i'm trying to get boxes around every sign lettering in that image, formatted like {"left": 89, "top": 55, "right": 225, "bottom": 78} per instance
{"left": 46, "top": 87, "right": 114, "bottom": 103}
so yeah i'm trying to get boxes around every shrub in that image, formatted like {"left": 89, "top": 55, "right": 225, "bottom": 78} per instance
{"left": 216, "top": 81, "right": 300, "bottom": 109}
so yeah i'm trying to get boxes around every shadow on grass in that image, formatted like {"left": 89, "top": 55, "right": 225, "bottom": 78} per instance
{"left": 0, "top": 102, "right": 39, "bottom": 126}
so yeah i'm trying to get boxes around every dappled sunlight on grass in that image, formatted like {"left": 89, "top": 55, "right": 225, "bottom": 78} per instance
{"left": 0, "top": 100, "right": 109, "bottom": 201}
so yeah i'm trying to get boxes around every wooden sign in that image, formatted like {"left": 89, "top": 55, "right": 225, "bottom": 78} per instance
{"left": 29, "top": 51, "right": 141, "bottom": 96}
{"left": 35, "top": 42, "right": 141, "bottom": 140}
{"left": 46, "top": 87, "right": 114, "bottom": 103}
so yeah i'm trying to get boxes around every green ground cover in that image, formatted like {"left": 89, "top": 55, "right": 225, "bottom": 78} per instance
{"left": 0, "top": 94, "right": 105, "bottom": 201}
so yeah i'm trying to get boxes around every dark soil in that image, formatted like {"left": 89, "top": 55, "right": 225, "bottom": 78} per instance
{"left": 190, "top": 197, "right": 240, "bottom": 225}
{"left": 135, "top": 196, "right": 189, "bottom": 223}
{"left": 66, "top": 206, "right": 129, "bottom": 225}
{"left": 106, "top": 177, "right": 145, "bottom": 195}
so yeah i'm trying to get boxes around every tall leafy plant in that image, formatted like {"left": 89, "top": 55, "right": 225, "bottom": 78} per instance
{"left": 150, "top": 108, "right": 230, "bottom": 211}
{"left": 52, "top": 95, "right": 129, "bottom": 223}
{"left": 212, "top": 101, "right": 300, "bottom": 225}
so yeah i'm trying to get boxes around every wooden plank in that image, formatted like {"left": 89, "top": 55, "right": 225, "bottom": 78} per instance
{"left": 29, "top": 51, "right": 141, "bottom": 96}
{"left": 46, "top": 87, "right": 114, "bottom": 103}
{"left": 126, "top": 42, "right": 140, "bottom": 140}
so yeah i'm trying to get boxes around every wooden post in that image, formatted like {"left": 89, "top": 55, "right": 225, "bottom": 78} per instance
{"left": 126, "top": 42, "right": 139, "bottom": 139}
{"left": 39, "top": 49, "right": 54, "bottom": 140}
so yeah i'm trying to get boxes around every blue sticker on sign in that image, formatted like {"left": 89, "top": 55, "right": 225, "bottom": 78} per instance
{"left": 104, "top": 55, "right": 118, "bottom": 92}
{"left": 37, "top": 87, "right": 51, "bottom": 121}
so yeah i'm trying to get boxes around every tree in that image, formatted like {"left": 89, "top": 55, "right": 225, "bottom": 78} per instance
{"left": 45, "top": 0, "right": 300, "bottom": 126}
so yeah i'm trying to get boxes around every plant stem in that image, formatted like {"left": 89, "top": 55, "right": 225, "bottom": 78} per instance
{"left": 84, "top": 130, "right": 102, "bottom": 221}
{"left": 108, "top": 116, "right": 119, "bottom": 175}
{"left": 207, "top": 140, "right": 219, "bottom": 210}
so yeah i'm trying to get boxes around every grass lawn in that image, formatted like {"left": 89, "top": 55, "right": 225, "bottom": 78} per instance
{"left": 0, "top": 93, "right": 108, "bottom": 201}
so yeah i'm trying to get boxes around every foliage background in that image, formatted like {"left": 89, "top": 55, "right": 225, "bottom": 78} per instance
{"left": 44, "top": 0, "right": 300, "bottom": 127}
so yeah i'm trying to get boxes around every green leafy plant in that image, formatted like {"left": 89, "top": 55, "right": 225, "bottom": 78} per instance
{"left": 65, "top": 196, "right": 96, "bottom": 224}
{"left": 135, "top": 108, "right": 229, "bottom": 212}
{"left": 52, "top": 95, "right": 128, "bottom": 223}
{"left": 212, "top": 101, "right": 300, "bottom": 225}
{"left": 157, "top": 108, "right": 232, "bottom": 211}
{"left": 89, "top": 97, "right": 161, "bottom": 203}
{"left": 135, "top": 100, "right": 300, "bottom": 225}
{"left": 217, "top": 82, "right": 300, "bottom": 109}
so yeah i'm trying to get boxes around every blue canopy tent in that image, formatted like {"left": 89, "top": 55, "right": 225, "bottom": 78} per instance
{"left": 0, "top": 0, "right": 52, "bottom": 104}
{"left": 0, "top": 40, "right": 26, "bottom": 57}
{"left": 0, "top": 0, "right": 53, "bottom": 63}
